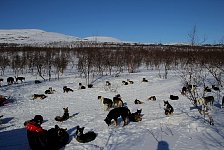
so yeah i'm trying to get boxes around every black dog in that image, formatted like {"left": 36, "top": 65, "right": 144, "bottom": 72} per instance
{"left": 75, "top": 125, "right": 97, "bottom": 143}
{"left": 181, "top": 86, "right": 187, "bottom": 95}
{"left": 142, "top": 78, "right": 148, "bottom": 82}
{"left": 15, "top": 76, "right": 25, "bottom": 83}
{"left": 122, "top": 81, "right": 128, "bottom": 85}
{"left": 34, "top": 80, "right": 41, "bottom": 84}
{"left": 45, "top": 87, "right": 55, "bottom": 94}
{"left": 212, "top": 85, "right": 220, "bottom": 91}
{"left": 79, "top": 83, "right": 86, "bottom": 89}
{"left": 63, "top": 86, "right": 73, "bottom": 93}
{"left": 148, "top": 96, "right": 156, "bottom": 101}
{"left": 170, "top": 95, "right": 179, "bottom": 100}
{"left": 55, "top": 107, "right": 69, "bottom": 122}
{"left": 105, "top": 81, "right": 111, "bottom": 86}
{"left": 47, "top": 125, "right": 69, "bottom": 149}
{"left": 204, "top": 86, "right": 211, "bottom": 92}
{"left": 104, "top": 107, "right": 131, "bottom": 126}
{"left": 88, "top": 84, "right": 93, "bottom": 88}
{"left": 134, "top": 99, "right": 144, "bottom": 104}
{"left": 7, "top": 77, "right": 14, "bottom": 85}
{"left": 164, "top": 101, "right": 174, "bottom": 116}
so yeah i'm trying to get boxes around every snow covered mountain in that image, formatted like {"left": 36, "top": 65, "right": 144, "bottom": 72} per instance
{"left": 0, "top": 29, "right": 123, "bottom": 46}
{"left": 83, "top": 36, "right": 122, "bottom": 43}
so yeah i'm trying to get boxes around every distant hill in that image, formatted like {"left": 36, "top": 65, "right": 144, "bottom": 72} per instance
{"left": 0, "top": 29, "right": 123, "bottom": 47}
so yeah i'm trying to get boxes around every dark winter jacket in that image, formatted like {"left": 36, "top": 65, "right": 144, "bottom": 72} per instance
{"left": 25, "top": 120, "right": 47, "bottom": 150}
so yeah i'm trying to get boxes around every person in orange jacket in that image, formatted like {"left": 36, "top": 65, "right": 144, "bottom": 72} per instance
{"left": 24, "top": 115, "right": 47, "bottom": 150}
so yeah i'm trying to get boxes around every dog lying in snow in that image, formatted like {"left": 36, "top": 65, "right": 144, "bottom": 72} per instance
{"left": 164, "top": 100, "right": 174, "bottom": 116}
{"left": 79, "top": 83, "right": 86, "bottom": 89}
{"left": 55, "top": 107, "right": 69, "bottom": 122}
{"left": 63, "top": 86, "right": 73, "bottom": 93}
{"left": 148, "top": 96, "right": 156, "bottom": 101}
{"left": 134, "top": 99, "right": 144, "bottom": 104}
{"left": 47, "top": 125, "right": 69, "bottom": 149}
{"left": 98, "top": 96, "right": 113, "bottom": 111}
{"left": 142, "top": 78, "right": 148, "bottom": 82}
{"left": 170, "top": 95, "right": 179, "bottom": 100}
{"left": 15, "top": 76, "right": 25, "bottom": 83}
{"left": 129, "top": 109, "right": 143, "bottom": 122}
{"left": 104, "top": 107, "right": 131, "bottom": 126}
{"left": 34, "top": 80, "right": 41, "bottom": 84}
{"left": 122, "top": 81, "right": 128, "bottom": 85}
{"left": 105, "top": 81, "right": 111, "bottom": 86}
{"left": 32, "top": 94, "right": 47, "bottom": 100}
{"left": 127, "top": 79, "right": 134, "bottom": 84}
{"left": 45, "top": 87, "right": 55, "bottom": 94}
{"left": 75, "top": 125, "right": 97, "bottom": 143}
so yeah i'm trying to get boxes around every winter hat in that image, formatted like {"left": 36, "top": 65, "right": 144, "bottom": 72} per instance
{"left": 34, "top": 115, "right": 43, "bottom": 124}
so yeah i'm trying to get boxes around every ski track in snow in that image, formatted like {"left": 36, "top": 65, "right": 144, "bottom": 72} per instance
{"left": 0, "top": 71, "right": 224, "bottom": 150}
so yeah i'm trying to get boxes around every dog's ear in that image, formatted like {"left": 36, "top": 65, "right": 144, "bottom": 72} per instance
{"left": 55, "top": 125, "right": 59, "bottom": 129}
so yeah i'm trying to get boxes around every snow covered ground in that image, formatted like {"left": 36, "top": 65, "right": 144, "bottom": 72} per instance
{"left": 0, "top": 70, "right": 224, "bottom": 150}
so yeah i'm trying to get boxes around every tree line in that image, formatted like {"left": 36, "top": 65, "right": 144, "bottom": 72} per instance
{"left": 0, "top": 45, "right": 224, "bottom": 85}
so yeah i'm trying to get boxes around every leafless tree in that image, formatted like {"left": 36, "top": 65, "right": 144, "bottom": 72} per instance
{"left": 188, "top": 25, "right": 207, "bottom": 46}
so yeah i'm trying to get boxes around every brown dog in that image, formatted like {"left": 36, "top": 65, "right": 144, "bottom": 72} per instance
{"left": 32, "top": 94, "right": 47, "bottom": 100}
{"left": 129, "top": 109, "right": 143, "bottom": 122}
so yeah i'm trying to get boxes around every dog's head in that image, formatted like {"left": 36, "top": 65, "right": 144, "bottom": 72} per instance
{"left": 58, "top": 128, "right": 67, "bottom": 137}
{"left": 130, "top": 112, "right": 142, "bottom": 122}
{"left": 104, "top": 117, "right": 111, "bottom": 126}
{"left": 163, "top": 100, "right": 169, "bottom": 106}
{"left": 98, "top": 96, "right": 103, "bottom": 100}
{"left": 115, "top": 94, "right": 121, "bottom": 98}
{"left": 76, "top": 125, "right": 84, "bottom": 136}
{"left": 136, "top": 109, "right": 142, "bottom": 115}
{"left": 63, "top": 107, "right": 69, "bottom": 113}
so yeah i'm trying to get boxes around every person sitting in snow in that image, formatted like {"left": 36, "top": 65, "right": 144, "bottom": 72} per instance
{"left": 24, "top": 115, "right": 47, "bottom": 150}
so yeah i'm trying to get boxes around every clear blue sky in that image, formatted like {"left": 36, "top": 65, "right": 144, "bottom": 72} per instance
{"left": 1, "top": 0, "right": 224, "bottom": 44}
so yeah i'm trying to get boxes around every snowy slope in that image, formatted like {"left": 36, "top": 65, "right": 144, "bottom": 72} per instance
{"left": 83, "top": 36, "right": 122, "bottom": 43}
{"left": 0, "top": 29, "right": 123, "bottom": 46}
{"left": 0, "top": 70, "right": 224, "bottom": 150}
